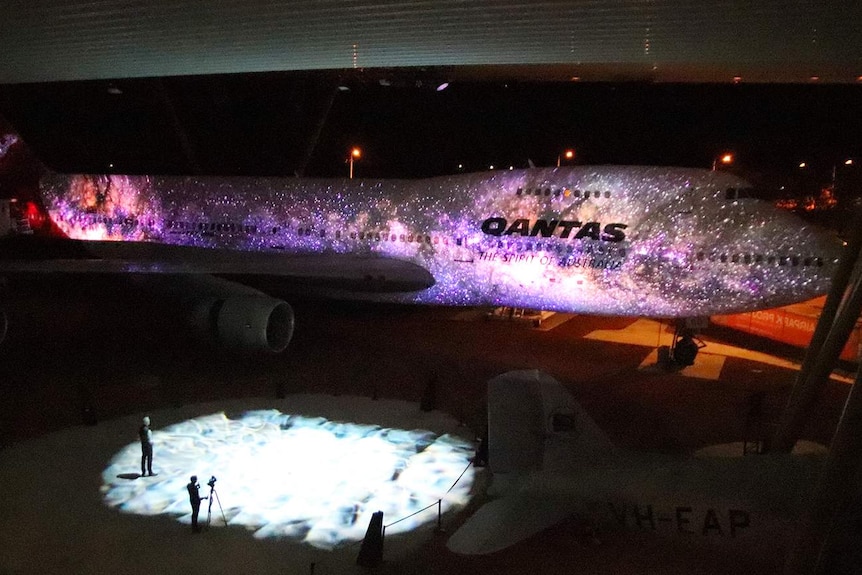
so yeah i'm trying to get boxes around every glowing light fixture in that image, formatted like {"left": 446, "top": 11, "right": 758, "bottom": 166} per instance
{"left": 348, "top": 147, "right": 361, "bottom": 179}
{"left": 436, "top": 82, "right": 449, "bottom": 92}
{"left": 101, "top": 410, "right": 475, "bottom": 549}
{"left": 557, "top": 149, "right": 575, "bottom": 167}
{"left": 0, "top": 133, "right": 19, "bottom": 158}
{"left": 799, "top": 162, "right": 807, "bottom": 168}
{"left": 712, "top": 153, "right": 734, "bottom": 171}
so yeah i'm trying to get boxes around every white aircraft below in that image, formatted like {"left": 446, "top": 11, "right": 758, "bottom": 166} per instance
{"left": 0, "top": 159, "right": 843, "bottom": 352}
{"left": 447, "top": 370, "right": 826, "bottom": 562}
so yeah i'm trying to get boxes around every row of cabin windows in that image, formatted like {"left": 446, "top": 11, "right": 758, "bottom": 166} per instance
{"left": 334, "top": 229, "right": 435, "bottom": 244}
{"left": 518, "top": 186, "right": 759, "bottom": 201}
{"left": 696, "top": 252, "right": 823, "bottom": 267}
{"left": 283, "top": 225, "right": 825, "bottom": 270}
{"left": 294, "top": 227, "right": 630, "bottom": 254}
{"left": 292, "top": 227, "right": 438, "bottom": 243}
{"left": 516, "top": 187, "right": 611, "bottom": 199}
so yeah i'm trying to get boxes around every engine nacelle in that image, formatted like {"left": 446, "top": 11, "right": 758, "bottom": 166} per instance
{"left": 190, "top": 296, "right": 294, "bottom": 354}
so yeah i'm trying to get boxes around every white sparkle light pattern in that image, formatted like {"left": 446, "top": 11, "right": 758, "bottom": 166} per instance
{"left": 41, "top": 166, "right": 842, "bottom": 317}
{"left": 101, "top": 410, "right": 475, "bottom": 549}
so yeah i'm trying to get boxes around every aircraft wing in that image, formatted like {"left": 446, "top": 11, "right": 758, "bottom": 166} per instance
{"left": 0, "top": 236, "right": 435, "bottom": 293}
{"left": 447, "top": 495, "right": 578, "bottom": 555}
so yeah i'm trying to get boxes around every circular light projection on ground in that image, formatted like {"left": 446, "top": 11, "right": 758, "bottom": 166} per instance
{"left": 101, "top": 410, "right": 475, "bottom": 549}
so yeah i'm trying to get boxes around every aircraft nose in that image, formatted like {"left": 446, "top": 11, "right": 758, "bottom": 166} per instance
{"left": 760, "top": 207, "right": 843, "bottom": 303}
{"left": 805, "top": 226, "right": 844, "bottom": 296}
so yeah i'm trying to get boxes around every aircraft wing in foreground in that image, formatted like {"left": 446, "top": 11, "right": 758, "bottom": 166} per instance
{"left": 447, "top": 370, "right": 826, "bottom": 561}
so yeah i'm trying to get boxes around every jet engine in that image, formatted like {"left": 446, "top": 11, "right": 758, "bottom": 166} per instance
{"left": 189, "top": 296, "right": 294, "bottom": 354}
{"left": 141, "top": 274, "right": 296, "bottom": 354}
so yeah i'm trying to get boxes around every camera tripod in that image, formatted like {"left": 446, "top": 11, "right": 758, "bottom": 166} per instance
{"left": 206, "top": 483, "right": 227, "bottom": 528}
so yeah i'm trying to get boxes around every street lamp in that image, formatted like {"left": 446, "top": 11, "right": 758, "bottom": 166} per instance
{"left": 712, "top": 153, "right": 734, "bottom": 171}
{"left": 348, "top": 147, "right": 361, "bottom": 179}
{"left": 832, "top": 158, "right": 855, "bottom": 192}
{"left": 557, "top": 149, "right": 575, "bottom": 167}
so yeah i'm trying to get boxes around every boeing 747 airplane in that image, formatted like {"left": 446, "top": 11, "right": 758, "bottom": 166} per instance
{"left": 0, "top": 137, "right": 843, "bottom": 352}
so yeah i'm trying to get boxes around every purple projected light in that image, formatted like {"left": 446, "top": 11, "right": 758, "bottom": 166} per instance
{"left": 0, "top": 133, "right": 19, "bottom": 159}
{"left": 39, "top": 167, "right": 840, "bottom": 317}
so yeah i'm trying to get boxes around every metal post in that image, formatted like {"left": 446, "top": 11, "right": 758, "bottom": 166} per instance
{"left": 785, "top": 364, "right": 862, "bottom": 574}
{"left": 770, "top": 209, "right": 862, "bottom": 452}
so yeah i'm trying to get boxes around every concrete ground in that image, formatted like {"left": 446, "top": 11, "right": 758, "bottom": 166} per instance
{"left": 0, "top": 275, "right": 856, "bottom": 573}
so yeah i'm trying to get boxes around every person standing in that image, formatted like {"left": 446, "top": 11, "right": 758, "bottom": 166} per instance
{"left": 139, "top": 416, "right": 155, "bottom": 477}
{"left": 187, "top": 475, "right": 206, "bottom": 533}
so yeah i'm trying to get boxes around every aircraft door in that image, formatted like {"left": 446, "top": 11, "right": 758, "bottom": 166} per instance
{"left": 673, "top": 186, "right": 697, "bottom": 238}
{"left": 452, "top": 236, "right": 474, "bottom": 263}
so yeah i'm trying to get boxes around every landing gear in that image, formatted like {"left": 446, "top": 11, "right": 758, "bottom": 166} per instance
{"left": 660, "top": 320, "right": 707, "bottom": 369}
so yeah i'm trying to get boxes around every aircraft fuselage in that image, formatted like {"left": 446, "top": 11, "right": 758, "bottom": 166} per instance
{"left": 38, "top": 166, "right": 841, "bottom": 317}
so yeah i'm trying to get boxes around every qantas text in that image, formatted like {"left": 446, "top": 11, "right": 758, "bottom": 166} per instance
{"left": 481, "top": 217, "right": 627, "bottom": 242}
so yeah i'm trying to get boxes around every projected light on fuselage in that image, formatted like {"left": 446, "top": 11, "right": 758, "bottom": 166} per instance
{"left": 0, "top": 133, "right": 19, "bottom": 159}
{"left": 100, "top": 411, "right": 475, "bottom": 548}
{"left": 39, "top": 168, "right": 840, "bottom": 317}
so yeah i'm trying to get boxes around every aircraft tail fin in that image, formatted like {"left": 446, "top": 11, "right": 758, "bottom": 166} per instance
{"left": 0, "top": 117, "right": 61, "bottom": 237}
{"left": 0, "top": 116, "right": 47, "bottom": 180}
{"left": 487, "top": 369, "right": 614, "bottom": 475}
{"left": 447, "top": 370, "right": 613, "bottom": 555}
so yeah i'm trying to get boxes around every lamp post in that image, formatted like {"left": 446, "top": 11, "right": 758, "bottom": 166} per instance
{"left": 712, "top": 153, "right": 734, "bottom": 171}
{"left": 831, "top": 158, "right": 855, "bottom": 193}
{"left": 557, "top": 149, "right": 575, "bottom": 167}
{"left": 348, "top": 147, "right": 361, "bottom": 179}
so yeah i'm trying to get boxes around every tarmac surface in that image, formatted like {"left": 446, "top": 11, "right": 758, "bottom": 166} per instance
{"left": 0, "top": 274, "right": 857, "bottom": 574}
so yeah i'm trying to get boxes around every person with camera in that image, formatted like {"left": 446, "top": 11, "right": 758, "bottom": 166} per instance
{"left": 186, "top": 475, "right": 208, "bottom": 533}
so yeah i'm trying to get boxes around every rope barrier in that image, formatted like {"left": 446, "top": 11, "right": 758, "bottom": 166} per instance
{"left": 350, "top": 457, "right": 477, "bottom": 550}
{"left": 385, "top": 459, "right": 474, "bottom": 528}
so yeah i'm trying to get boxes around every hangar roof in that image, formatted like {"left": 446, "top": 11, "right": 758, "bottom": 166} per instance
{"left": 1, "top": 1, "right": 861, "bottom": 84}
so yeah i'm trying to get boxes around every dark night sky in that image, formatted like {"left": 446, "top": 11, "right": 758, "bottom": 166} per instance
{"left": 323, "top": 82, "right": 862, "bottom": 178}
{"left": 1, "top": 74, "right": 861, "bottom": 192}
